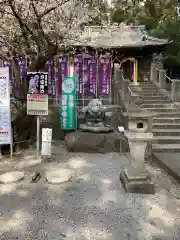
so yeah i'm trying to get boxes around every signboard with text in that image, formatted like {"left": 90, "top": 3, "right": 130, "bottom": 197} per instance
{"left": 60, "top": 76, "right": 77, "bottom": 130}
{"left": 27, "top": 72, "right": 48, "bottom": 94}
{"left": 27, "top": 94, "right": 48, "bottom": 115}
{"left": 0, "top": 67, "right": 12, "bottom": 144}
{"left": 41, "top": 128, "right": 52, "bottom": 156}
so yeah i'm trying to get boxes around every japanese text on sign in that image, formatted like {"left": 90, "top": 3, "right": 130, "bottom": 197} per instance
{"left": 60, "top": 76, "right": 77, "bottom": 130}
{"left": 27, "top": 94, "right": 48, "bottom": 116}
{"left": 0, "top": 67, "right": 12, "bottom": 145}
{"left": 27, "top": 72, "right": 48, "bottom": 95}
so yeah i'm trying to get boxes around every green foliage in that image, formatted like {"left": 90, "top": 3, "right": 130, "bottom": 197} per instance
{"left": 111, "top": 0, "right": 180, "bottom": 73}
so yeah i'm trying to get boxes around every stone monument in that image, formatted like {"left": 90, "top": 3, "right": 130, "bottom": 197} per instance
{"left": 120, "top": 108, "right": 156, "bottom": 194}
{"left": 79, "top": 98, "right": 113, "bottom": 133}
{"left": 65, "top": 99, "right": 129, "bottom": 153}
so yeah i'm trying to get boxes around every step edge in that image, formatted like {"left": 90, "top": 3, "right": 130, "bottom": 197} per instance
{"left": 152, "top": 144, "right": 180, "bottom": 148}
{"left": 153, "top": 129, "right": 180, "bottom": 132}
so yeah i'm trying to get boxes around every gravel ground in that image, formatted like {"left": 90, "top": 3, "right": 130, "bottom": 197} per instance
{"left": 0, "top": 143, "right": 180, "bottom": 239}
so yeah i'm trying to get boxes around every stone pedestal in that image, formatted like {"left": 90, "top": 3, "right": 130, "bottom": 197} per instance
{"left": 120, "top": 131, "right": 155, "bottom": 194}
{"left": 65, "top": 131, "right": 129, "bottom": 153}
{"left": 120, "top": 165, "right": 155, "bottom": 194}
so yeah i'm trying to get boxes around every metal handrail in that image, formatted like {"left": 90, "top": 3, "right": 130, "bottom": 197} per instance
{"left": 165, "top": 74, "right": 173, "bottom": 82}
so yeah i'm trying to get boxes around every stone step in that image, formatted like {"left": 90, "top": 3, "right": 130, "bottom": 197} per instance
{"left": 134, "top": 82, "right": 154, "bottom": 85}
{"left": 153, "top": 129, "right": 180, "bottom": 136}
{"left": 138, "top": 93, "right": 165, "bottom": 97}
{"left": 153, "top": 136, "right": 180, "bottom": 144}
{"left": 153, "top": 123, "right": 180, "bottom": 129}
{"left": 140, "top": 108, "right": 178, "bottom": 113}
{"left": 130, "top": 87, "right": 158, "bottom": 91}
{"left": 139, "top": 96, "right": 169, "bottom": 100}
{"left": 140, "top": 103, "right": 175, "bottom": 108}
{"left": 154, "top": 112, "right": 180, "bottom": 117}
{"left": 140, "top": 100, "right": 171, "bottom": 104}
{"left": 131, "top": 82, "right": 155, "bottom": 85}
{"left": 153, "top": 118, "right": 180, "bottom": 123}
{"left": 138, "top": 91, "right": 162, "bottom": 94}
{"left": 152, "top": 144, "right": 180, "bottom": 153}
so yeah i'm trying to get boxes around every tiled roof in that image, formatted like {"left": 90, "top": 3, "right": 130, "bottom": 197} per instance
{"left": 71, "top": 23, "right": 169, "bottom": 48}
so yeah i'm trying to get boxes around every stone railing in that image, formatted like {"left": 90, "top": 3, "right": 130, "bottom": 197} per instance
{"left": 113, "top": 64, "right": 139, "bottom": 107}
{"left": 150, "top": 63, "right": 180, "bottom": 102}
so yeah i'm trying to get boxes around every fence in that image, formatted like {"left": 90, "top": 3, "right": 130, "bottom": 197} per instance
{"left": 112, "top": 63, "right": 140, "bottom": 107}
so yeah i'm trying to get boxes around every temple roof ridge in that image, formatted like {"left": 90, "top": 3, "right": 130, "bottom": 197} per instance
{"left": 72, "top": 23, "right": 169, "bottom": 48}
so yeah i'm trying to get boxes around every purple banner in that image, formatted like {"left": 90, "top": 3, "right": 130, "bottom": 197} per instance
{"left": 44, "top": 60, "right": 52, "bottom": 95}
{"left": 51, "top": 60, "right": 56, "bottom": 96}
{"left": 17, "top": 56, "right": 27, "bottom": 84}
{"left": 88, "top": 56, "right": 97, "bottom": 97}
{"left": 74, "top": 55, "right": 83, "bottom": 98}
{"left": 3, "top": 60, "right": 12, "bottom": 95}
{"left": 58, "top": 55, "right": 68, "bottom": 95}
{"left": 99, "top": 56, "right": 111, "bottom": 97}
{"left": 44, "top": 60, "right": 56, "bottom": 96}
{"left": 82, "top": 55, "right": 90, "bottom": 98}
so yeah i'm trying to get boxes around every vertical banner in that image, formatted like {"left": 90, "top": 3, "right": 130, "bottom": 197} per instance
{"left": 15, "top": 56, "right": 27, "bottom": 84}
{"left": 74, "top": 54, "right": 83, "bottom": 98}
{"left": 0, "top": 67, "right": 12, "bottom": 144}
{"left": 58, "top": 55, "right": 68, "bottom": 95}
{"left": 44, "top": 60, "right": 55, "bottom": 96}
{"left": 82, "top": 54, "right": 90, "bottom": 98}
{"left": 60, "top": 76, "right": 77, "bottom": 130}
{"left": 27, "top": 72, "right": 48, "bottom": 94}
{"left": 99, "top": 55, "right": 111, "bottom": 98}
{"left": 88, "top": 56, "right": 97, "bottom": 97}
{"left": 3, "top": 60, "right": 12, "bottom": 95}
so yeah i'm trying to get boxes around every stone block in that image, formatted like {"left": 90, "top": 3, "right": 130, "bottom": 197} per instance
{"left": 65, "top": 131, "right": 129, "bottom": 153}
{"left": 120, "top": 170, "right": 155, "bottom": 194}
{"left": 124, "top": 165, "right": 149, "bottom": 180}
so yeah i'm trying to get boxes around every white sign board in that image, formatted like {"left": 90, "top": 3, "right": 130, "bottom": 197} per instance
{"left": 41, "top": 128, "right": 52, "bottom": 156}
{"left": 42, "top": 128, "right": 52, "bottom": 142}
{"left": 0, "top": 67, "right": 12, "bottom": 144}
{"left": 27, "top": 94, "right": 48, "bottom": 115}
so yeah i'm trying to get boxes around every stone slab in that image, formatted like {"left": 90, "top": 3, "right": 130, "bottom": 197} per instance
{"left": 153, "top": 153, "right": 180, "bottom": 183}
{"left": 65, "top": 131, "right": 129, "bottom": 153}
{"left": 0, "top": 171, "right": 24, "bottom": 183}
{"left": 45, "top": 168, "right": 74, "bottom": 184}
{"left": 80, "top": 124, "right": 112, "bottom": 133}
{"left": 120, "top": 171, "right": 155, "bottom": 194}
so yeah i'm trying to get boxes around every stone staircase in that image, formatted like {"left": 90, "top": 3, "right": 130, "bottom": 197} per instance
{"left": 130, "top": 82, "right": 180, "bottom": 152}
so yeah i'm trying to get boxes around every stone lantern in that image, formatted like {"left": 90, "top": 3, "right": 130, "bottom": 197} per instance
{"left": 120, "top": 108, "right": 156, "bottom": 194}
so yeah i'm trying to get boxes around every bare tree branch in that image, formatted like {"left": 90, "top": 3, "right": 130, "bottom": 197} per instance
{"left": 39, "top": 0, "right": 70, "bottom": 18}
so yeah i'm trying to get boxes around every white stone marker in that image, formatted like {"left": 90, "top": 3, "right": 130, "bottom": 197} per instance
{"left": 41, "top": 128, "right": 52, "bottom": 157}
